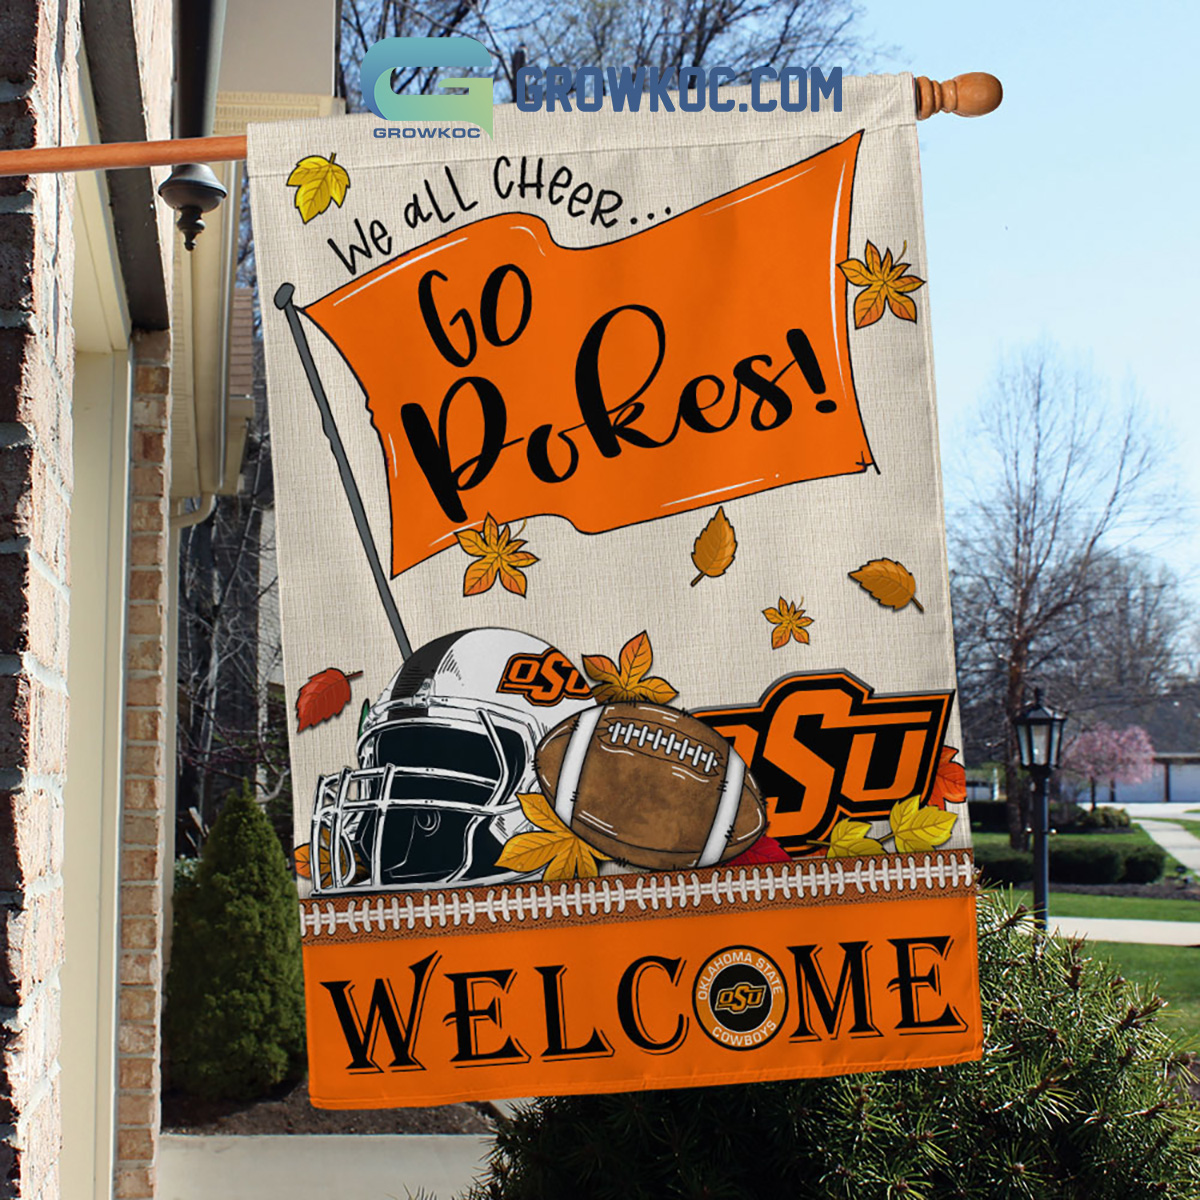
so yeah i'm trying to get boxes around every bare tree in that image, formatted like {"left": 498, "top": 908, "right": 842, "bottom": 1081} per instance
{"left": 336, "top": 0, "right": 877, "bottom": 108}
{"left": 949, "top": 347, "right": 1178, "bottom": 849}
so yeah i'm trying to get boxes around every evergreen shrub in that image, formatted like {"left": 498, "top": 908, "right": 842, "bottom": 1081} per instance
{"left": 1049, "top": 840, "right": 1124, "bottom": 884}
{"left": 164, "top": 780, "right": 306, "bottom": 1100}
{"left": 468, "top": 891, "right": 1200, "bottom": 1200}
{"left": 973, "top": 843, "right": 1032, "bottom": 885}
{"left": 1122, "top": 844, "right": 1167, "bottom": 884}
{"left": 1077, "top": 806, "right": 1132, "bottom": 831}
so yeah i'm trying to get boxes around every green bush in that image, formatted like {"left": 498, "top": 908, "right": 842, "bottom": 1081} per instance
{"left": 164, "top": 781, "right": 306, "bottom": 1100}
{"left": 1122, "top": 844, "right": 1167, "bottom": 884}
{"left": 1050, "top": 800, "right": 1087, "bottom": 829}
{"left": 1077, "top": 805, "right": 1132, "bottom": 831}
{"left": 973, "top": 843, "right": 1032, "bottom": 885}
{"left": 469, "top": 892, "right": 1200, "bottom": 1200}
{"left": 1049, "top": 840, "right": 1124, "bottom": 884}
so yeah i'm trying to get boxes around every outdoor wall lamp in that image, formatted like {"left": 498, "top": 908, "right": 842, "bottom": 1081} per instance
{"left": 1014, "top": 688, "right": 1067, "bottom": 930}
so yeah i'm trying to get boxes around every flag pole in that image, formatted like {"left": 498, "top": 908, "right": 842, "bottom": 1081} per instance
{"left": 273, "top": 282, "right": 413, "bottom": 660}
{"left": 0, "top": 73, "right": 1002, "bottom": 177}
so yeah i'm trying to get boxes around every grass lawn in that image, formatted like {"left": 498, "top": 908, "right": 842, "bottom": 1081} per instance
{"left": 973, "top": 827, "right": 1188, "bottom": 876}
{"left": 1004, "top": 888, "right": 1200, "bottom": 923}
{"left": 1084, "top": 941, "right": 1200, "bottom": 1041}
{"left": 1175, "top": 819, "right": 1200, "bottom": 842}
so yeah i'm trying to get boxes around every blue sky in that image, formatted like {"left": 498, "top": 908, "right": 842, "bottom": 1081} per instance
{"left": 865, "top": 0, "right": 1199, "bottom": 592}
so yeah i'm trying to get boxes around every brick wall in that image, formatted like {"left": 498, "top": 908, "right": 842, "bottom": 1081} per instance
{"left": 114, "top": 333, "right": 171, "bottom": 1200}
{"left": 0, "top": 0, "right": 80, "bottom": 1196}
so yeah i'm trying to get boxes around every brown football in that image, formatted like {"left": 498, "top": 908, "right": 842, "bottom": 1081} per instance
{"left": 535, "top": 702, "right": 766, "bottom": 870}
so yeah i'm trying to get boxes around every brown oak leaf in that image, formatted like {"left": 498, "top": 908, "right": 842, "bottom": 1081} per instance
{"left": 848, "top": 558, "right": 924, "bottom": 613}
{"left": 582, "top": 631, "right": 678, "bottom": 704}
{"left": 763, "top": 597, "right": 814, "bottom": 649}
{"left": 495, "top": 793, "right": 610, "bottom": 881}
{"left": 296, "top": 667, "right": 363, "bottom": 731}
{"left": 928, "top": 746, "right": 967, "bottom": 811}
{"left": 455, "top": 513, "right": 539, "bottom": 597}
{"left": 838, "top": 240, "right": 925, "bottom": 328}
{"left": 690, "top": 506, "right": 737, "bottom": 586}
{"left": 286, "top": 153, "right": 350, "bottom": 224}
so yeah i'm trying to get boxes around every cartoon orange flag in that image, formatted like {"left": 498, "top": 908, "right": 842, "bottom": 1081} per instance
{"left": 303, "top": 133, "right": 869, "bottom": 578}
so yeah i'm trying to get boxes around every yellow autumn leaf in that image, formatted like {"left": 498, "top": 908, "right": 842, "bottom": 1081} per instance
{"left": 690, "top": 506, "right": 737, "bottom": 586}
{"left": 762, "top": 597, "right": 814, "bottom": 650}
{"left": 826, "top": 818, "right": 884, "bottom": 859}
{"left": 848, "top": 558, "right": 924, "bottom": 613}
{"left": 495, "top": 792, "right": 610, "bottom": 881}
{"left": 455, "top": 513, "right": 539, "bottom": 597}
{"left": 838, "top": 239, "right": 925, "bottom": 328}
{"left": 889, "top": 795, "right": 957, "bottom": 853}
{"left": 583, "top": 632, "right": 678, "bottom": 704}
{"left": 286, "top": 153, "right": 351, "bottom": 224}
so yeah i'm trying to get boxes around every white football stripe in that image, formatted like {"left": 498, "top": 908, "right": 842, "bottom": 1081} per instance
{"left": 698, "top": 750, "right": 746, "bottom": 867}
{"left": 554, "top": 705, "right": 603, "bottom": 825}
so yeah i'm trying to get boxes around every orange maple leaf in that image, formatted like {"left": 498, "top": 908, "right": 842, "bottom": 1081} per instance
{"left": 455, "top": 513, "right": 539, "bottom": 597}
{"left": 582, "top": 631, "right": 678, "bottom": 704}
{"left": 763, "top": 597, "right": 814, "bottom": 649}
{"left": 838, "top": 240, "right": 926, "bottom": 328}
{"left": 928, "top": 746, "right": 967, "bottom": 811}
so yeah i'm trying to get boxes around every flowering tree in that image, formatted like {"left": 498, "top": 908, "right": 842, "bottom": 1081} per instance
{"left": 1063, "top": 723, "right": 1155, "bottom": 808}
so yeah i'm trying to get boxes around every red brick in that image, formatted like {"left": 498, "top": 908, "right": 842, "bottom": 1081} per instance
{"left": 124, "top": 709, "right": 161, "bottom": 743}
{"left": 121, "top": 812, "right": 159, "bottom": 848}
{"left": 119, "top": 953, "right": 159, "bottom": 987}
{"left": 130, "top": 499, "right": 163, "bottom": 534}
{"left": 132, "top": 431, "right": 165, "bottom": 464}
{"left": 128, "top": 567, "right": 163, "bottom": 601}
{"left": 133, "top": 366, "right": 169, "bottom": 396}
{"left": 122, "top": 777, "right": 162, "bottom": 810}
{"left": 119, "top": 885, "right": 158, "bottom": 917}
{"left": 119, "top": 987, "right": 157, "bottom": 1024}
{"left": 117, "top": 1092, "right": 155, "bottom": 1128}
{"left": 129, "top": 533, "right": 165, "bottom": 567}
{"left": 123, "top": 742, "right": 163, "bottom": 777}
{"left": 124, "top": 676, "right": 165, "bottom": 708}
{"left": 115, "top": 1164, "right": 155, "bottom": 1199}
{"left": 116, "top": 1126, "right": 155, "bottom": 1162}
{"left": 133, "top": 329, "right": 170, "bottom": 363}
{"left": 130, "top": 466, "right": 164, "bottom": 498}
{"left": 126, "top": 604, "right": 162, "bottom": 636}
{"left": 126, "top": 639, "right": 162, "bottom": 673}
{"left": 121, "top": 846, "right": 159, "bottom": 883}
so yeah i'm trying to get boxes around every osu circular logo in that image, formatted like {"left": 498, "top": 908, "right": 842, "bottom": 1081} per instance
{"left": 693, "top": 946, "right": 787, "bottom": 1050}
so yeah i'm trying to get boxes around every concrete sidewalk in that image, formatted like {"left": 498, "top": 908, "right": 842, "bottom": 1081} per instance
{"left": 1049, "top": 916, "right": 1200, "bottom": 946}
{"left": 159, "top": 1134, "right": 490, "bottom": 1200}
{"left": 1133, "top": 817, "right": 1200, "bottom": 873}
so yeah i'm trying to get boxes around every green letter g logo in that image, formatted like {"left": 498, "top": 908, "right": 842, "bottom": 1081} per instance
{"left": 361, "top": 37, "right": 494, "bottom": 136}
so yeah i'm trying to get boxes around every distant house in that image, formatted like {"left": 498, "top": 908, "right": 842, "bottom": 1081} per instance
{"left": 1074, "top": 684, "right": 1200, "bottom": 805}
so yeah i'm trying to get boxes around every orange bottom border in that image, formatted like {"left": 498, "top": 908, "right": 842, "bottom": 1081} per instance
{"left": 303, "top": 890, "right": 982, "bottom": 1109}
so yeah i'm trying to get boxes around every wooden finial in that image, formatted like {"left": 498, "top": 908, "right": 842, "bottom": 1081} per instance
{"left": 914, "top": 72, "right": 1003, "bottom": 120}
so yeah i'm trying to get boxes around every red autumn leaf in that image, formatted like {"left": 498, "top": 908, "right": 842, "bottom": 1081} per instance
{"left": 727, "top": 835, "right": 793, "bottom": 867}
{"left": 928, "top": 745, "right": 967, "bottom": 810}
{"left": 296, "top": 667, "right": 362, "bottom": 732}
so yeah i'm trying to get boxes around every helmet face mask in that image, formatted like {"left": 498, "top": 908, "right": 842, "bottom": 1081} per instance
{"left": 309, "top": 629, "right": 595, "bottom": 895}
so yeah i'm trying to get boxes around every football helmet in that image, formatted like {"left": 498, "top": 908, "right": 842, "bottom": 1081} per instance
{"left": 309, "top": 628, "right": 596, "bottom": 894}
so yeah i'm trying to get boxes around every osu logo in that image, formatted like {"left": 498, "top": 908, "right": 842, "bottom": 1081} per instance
{"left": 694, "top": 947, "right": 787, "bottom": 1050}
{"left": 360, "top": 36, "right": 494, "bottom": 135}
{"left": 498, "top": 648, "right": 593, "bottom": 706}
{"left": 713, "top": 983, "right": 768, "bottom": 1014}
{"left": 695, "top": 672, "right": 953, "bottom": 854}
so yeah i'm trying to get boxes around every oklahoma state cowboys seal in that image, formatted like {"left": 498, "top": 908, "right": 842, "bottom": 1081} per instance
{"left": 693, "top": 946, "right": 788, "bottom": 1050}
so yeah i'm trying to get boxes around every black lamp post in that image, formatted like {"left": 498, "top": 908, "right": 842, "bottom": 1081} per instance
{"left": 1013, "top": 689, "right": 1067, "bottom": 930}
